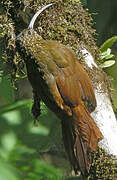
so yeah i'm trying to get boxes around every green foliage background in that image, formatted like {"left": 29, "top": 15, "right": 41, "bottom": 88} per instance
{"left": 0, "top": 73, "right": 64, "bottom": 180}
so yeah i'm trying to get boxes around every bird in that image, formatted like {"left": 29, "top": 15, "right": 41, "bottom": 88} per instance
{"left": 16, "top": 3, "right": 103, "bottom": 179}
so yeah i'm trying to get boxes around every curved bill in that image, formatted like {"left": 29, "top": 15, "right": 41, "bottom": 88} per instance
{"left": 28, "top": 3, "right": 53, "bottom": 29}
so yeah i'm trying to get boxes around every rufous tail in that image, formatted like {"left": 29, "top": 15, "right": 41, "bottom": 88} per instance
{"left": 61, "top": 103, "right": 103, "bottom": 178}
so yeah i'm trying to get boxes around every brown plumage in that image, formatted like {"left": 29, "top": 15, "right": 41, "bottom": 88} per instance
{"left": 16, "top": 4, "right": 103, "bottom": 178}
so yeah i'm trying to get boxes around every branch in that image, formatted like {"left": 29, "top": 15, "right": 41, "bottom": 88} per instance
{"left": 81, "top": 48, "right": 117, "bottom": 179}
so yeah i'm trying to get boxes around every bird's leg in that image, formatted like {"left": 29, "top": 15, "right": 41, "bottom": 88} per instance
{"left": 32, "top": 90, "right": 41, "bottom": 123}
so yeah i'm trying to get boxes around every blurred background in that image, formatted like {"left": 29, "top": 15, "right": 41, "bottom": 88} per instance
{"left": 0, "top": 0, "right": 117, "bottom": 179}
{"left": 87, "top": 0, "right": 117, "bottom": 108}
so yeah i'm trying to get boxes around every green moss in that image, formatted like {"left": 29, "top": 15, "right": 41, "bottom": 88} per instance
{"left": 35, "top": 0, "right": 99, "bottom": 58}
{"left": 89, "top": 147, "right": 117, "bottom": 180}
{"left": 1, "top": 0, "right": 99, "bottom": 83}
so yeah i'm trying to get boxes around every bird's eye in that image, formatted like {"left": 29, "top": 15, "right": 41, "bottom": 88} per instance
{"left": 27, "top": 30, "right": 32, "bottom": 35}
{"left": 27, "top": 29, "right": 34, "bottom": 36}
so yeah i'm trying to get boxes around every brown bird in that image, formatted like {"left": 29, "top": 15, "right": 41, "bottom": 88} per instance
{"left": 16, "top": 3, "right": 103, "bottom": 179}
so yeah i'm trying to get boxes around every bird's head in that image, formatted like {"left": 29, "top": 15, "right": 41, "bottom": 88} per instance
{"left": 16, "top": 3, "right": 53, "bottom": 44}
{"left": 16, "top": 3, "right": 54, "bottom": 61}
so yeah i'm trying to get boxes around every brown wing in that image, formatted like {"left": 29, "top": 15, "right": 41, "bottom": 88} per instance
{"left": 46, "top": 41, "right": 102, "bottom": 145}
{"left": 47, "top": 41, "right": 96, "bottom": 111}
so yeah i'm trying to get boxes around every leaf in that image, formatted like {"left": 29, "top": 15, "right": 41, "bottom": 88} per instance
{"left": 28, "top": 123, "right": 50, "bottom": 136}
{"left": 100, "top": 48, "right": 111, "bottom": 60}
{"left": 0, "top": 132, "right": 17, "bottom": 160}
{"left": 0, "top": 160, "right": 21, "bottom": 180}
{"left": 100, "top": 48, "right": 115, "bottom": 60}
{"left": 1, "top": 132, "right": 17, "bottom": 153}
{"left": 104, "top": 54, "right": 114, "bottom": 60}
{"left": 2, "top": 111, "right": 22, "bottom": 125}
{"left": 99, "top": 60, "right": 115, "bottom": 68}
{"left": 0, "top": 99, "right": 33, "bottom": 115}
{"left": 100, "top": 36, "right": 117, "bottom": 52}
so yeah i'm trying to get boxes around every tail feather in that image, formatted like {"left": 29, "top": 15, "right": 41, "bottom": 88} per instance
{"left": 74, "top": 134, "right": 89, "bottom": 176}
{"left": 73, "top": 103, "right": 103, "bottom": 151}
{"left": 62, "top": 118, "right": 89, "bottom": 178}
{"left": 61, "top": 103, "right": 103, "bottom": 178}
{"left": 61, "top": 119, "right": 77, "bottom": 170}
